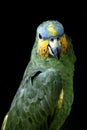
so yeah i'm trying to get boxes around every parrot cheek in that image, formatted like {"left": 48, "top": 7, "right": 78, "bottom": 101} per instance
{"left": 60, "top": 35, "right": 68, "bottom": 53}
{"left": 37, "top": 40, "right": 49, "bottom": 58}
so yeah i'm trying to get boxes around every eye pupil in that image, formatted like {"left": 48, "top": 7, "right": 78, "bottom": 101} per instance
{"left": 39, "top": 33, "right": 42, "bottom": 39}
{"left": 50, "top": 38, "right": 54, "bottom": 42}
{"left": 57, "top": 37, "right": 59, "bottom": 40}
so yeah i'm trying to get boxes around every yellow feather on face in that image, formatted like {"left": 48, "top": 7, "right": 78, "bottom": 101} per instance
{"left": 37, "top": 40, "right": 49, "bottom": 58}
{"left": 47, "top": 24, "right": 57, "bottom": 36}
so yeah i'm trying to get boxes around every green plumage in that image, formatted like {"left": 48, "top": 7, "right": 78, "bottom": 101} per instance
{"left": 1, "top": 21, "right": 76, "bottom": 130}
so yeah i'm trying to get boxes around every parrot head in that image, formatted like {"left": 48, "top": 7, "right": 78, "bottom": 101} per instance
{"left": 36, "top": 20, "right": 68, "bottom": 59}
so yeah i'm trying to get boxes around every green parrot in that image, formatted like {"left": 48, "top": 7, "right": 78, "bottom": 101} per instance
{"left": 1, "top": 20, "right": 76, "bottom": 130}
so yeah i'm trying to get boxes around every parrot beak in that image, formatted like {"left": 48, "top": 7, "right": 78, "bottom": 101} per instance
{"left": 48, "top": 39, "right": 62, "bottom": 59}
{"left": 52, "top": 47, "right": 61, "bottom": 59}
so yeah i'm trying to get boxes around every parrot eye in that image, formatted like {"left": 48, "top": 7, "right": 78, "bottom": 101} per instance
{"left": 39, "top": 33, "right": 42, "bottom": 39}
{"left": 57, "top": 37, "right": 59, "bottom": 41}
{"left": 50, "top": 38, "right": 54, "bottom": 42}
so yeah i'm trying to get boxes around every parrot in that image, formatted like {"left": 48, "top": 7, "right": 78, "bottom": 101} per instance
{"left": 1, "top": 20, "right": 76, "bottom": 130}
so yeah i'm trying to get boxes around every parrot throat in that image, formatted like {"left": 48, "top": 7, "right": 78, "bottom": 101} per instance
{"left": 37, "top": 40, "right": 49, "bottom": 58}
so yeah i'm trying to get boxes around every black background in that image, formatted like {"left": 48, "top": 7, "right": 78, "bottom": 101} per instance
{"left": 0, "top": 2, "right": 87, "bottom": 130}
